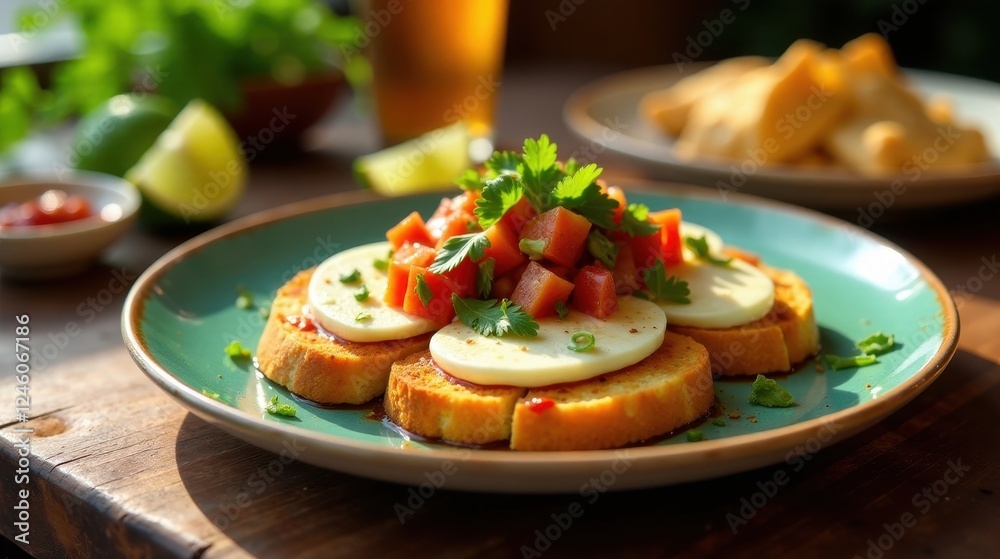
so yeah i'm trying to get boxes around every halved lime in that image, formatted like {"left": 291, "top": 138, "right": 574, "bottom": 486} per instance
{"left": 354, "top": 122, "right": 471, "bottom": 196}
{"left": 73, "top": 94, "right": 178, "bottom": 177}
{"left": 126, "top": 99, "right": 247, "bottom": 226}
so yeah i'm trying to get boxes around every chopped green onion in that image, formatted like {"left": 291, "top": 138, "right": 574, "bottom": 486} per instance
{"left": 224, "top": 340, "right": 251, "bottom": 359}
{"left": 711, "top": 418, "right": 726, "bottom": 427}
{"left": 568, "top": 330, "right": 596, "bottom": 352}
{"left": 748, "top": 375, "right": 795, "bottom": 407}
{"left": 202, "top": 389, "right": 222, "bottom": 401}
{"left": 857, "top": 332, "right": 895, "bottom": 355}
{"left": 265, "top": 395, "right": 297, "bottom": 417}
{"left": 686, "top": 429, "right": 704, "bottom": 442}
{"left": 355, "top": 311, "right": 372, "bottom": 322}
{"left": 415, "top": 274, "right": 433, "bottom": 306}
{"left": 824, "top": 353, "right": 878, "bottom": 370}
{"left": 519, "top": 238, "right": 545, "bottom": 260}
{"left": 354, "top": 284, "right": 370, "bottom": 302}
{"left": 339, "top": 269, "right": 362, "bottom": 284}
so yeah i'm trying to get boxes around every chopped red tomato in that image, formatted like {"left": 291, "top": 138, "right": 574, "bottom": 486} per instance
{"left": 510, "top": 261, "right": 575, "bottom": 318}
{"left": 386, "top": 211, "right": 434, "bottom": 250}
{"left": 482, "top": 222, "right": 526, "bottom": 275}
{"left": 572, "top": 265, "right": 618, "bottom": 319}
{"left": 498, "top": 197, "right": 537, "bottom": 234}
{"left": 0, "top": 190, "right": 93, "bottom": 228}
{"left": 434, "top": 210, "right": 476, "bottom": 248}
{"left": 402, "top": 265, "right": 461, "bottom": 324}
{"left": 384, "top": 243, "right": 436, "bottom": 307}
{"left": 602, "top": 184, "right": 627, "bottom": 225}
{"left": 519, "top": 206, "right": 591, "bottom": 267}
{"left": 649, "top": 208, "right": 683, "bottom": 266}
{"left": 525, "top": 396, "right": 556, "bottom": 413}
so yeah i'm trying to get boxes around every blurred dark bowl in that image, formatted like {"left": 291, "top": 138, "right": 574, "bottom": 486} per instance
{"left": 225, "top": 71, "right": 347, "bottom": 148}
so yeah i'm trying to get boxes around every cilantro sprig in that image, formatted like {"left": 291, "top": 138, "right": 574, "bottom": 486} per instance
{"left": 685, "top": 235, "right": 732, "bottom": 267}
{"left": 824, "top": 332, "right": 897, "bottom": 370}
{"left": 642, "top": 261, "right": 691, "bottom": 304}
{"left": 429, "top": 232, "right": 491, "bottom": 273}
{"left": 451, "top": 295, "right": 539, "bottom": 337}
{"left": 474, "top": 174, "right": 523, "bottom": 229}
{"left": 476, "top": 258, "right": 496, "bottom": 298}
{"left": 619, "top": 203, "right": 659, "bottom": 237}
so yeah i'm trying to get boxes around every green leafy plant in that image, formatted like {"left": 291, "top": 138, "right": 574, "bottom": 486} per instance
{"left": 0, "top": 0, "right": 368, "bottom": 153}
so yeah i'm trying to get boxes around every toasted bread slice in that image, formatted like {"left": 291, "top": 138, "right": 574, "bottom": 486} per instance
{"left": 668, "top": 266, "right": 819, "bottom": 376}
{"left": 384, "top": 352, "right": 522, "bottom": 445}
{"left": 256, "top": 269, "right": 432, "bottom": 404}
{"left": 384, "top": 332, "right": 713, "bottom": 451}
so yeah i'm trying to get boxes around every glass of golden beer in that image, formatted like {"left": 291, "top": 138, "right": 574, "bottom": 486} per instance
{"left": 366, "top": 0, "right": 509, "bottom": 159}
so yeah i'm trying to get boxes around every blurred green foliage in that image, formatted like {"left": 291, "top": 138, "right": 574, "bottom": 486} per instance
{"left": 0, "top": 0, "right": 369, "bottom": 153}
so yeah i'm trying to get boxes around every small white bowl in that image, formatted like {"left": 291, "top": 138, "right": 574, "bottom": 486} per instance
{"left": 0, "top": 171, "right": 141, "bottom": 279}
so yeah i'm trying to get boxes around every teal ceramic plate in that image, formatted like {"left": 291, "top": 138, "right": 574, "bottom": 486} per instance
{"left": 122, "top": 184, "right": 958, "bottom": 493}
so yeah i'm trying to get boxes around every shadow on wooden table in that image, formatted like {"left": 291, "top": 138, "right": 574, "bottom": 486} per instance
{"left": 171, "top": 348, "right": 999, "bottom": 559}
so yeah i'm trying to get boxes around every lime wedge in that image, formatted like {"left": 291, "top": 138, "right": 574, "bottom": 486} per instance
{"left": 126, "top": 99, "right": 247, "bottom": 225}
{"left": 354, "top": 122, "right": 471, "bottom": 196}
{"left": 74, "top": 94, "right": 178, "bottom": 178}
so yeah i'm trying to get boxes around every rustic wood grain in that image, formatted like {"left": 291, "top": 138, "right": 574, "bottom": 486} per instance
{"left": 2, "top": 67, "right": 999, "bottom": 559}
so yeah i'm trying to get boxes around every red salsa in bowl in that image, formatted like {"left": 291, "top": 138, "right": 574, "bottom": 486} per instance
{"left": 0, "top": 189, "right": 95, "bottom": 229}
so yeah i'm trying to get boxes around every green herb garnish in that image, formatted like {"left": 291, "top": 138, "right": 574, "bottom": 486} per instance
{"left": 824, "top": 353, "right": 878, "bottom": 370}
{"left": 642, "top": 260, "right": 691, "bottom": 304}
{"left": 857, "top": 332, "right": 895, "bottom": 355}
{"left": 202, "top": 389, "right": 222, "bottom": 401}
{"left": 354, "top": 284, "right": 370, "bottom": 302}
{"left": 567, "top": 330, "right": 596, "bottom": 352}
{"left": 265, "top": 395, "right": 297, "bottom": 417}
{"left": 236, "top": 286, "right": 254, "bottom": 309}
{"left": 224, "top": 340, "right": 251, "bottom": 360}
{"left": 686, "top": 429, "right": 704, "bottom": 442}
{"left": 619, "top": 203, "right": 659, "bottom": 237}
{"left": 587, "top": 230, "right": 618, "bottom": 268}
{"left": 355, "top": 311, "right": 372, "bottom": 322}
{"left": 685, "top": 235, "right": 732, "bottom": 267}
{"left": 339, "top": 269, "right": 362, "bottom": 284}
{"left": 455, "top": 168, "right": 485, "bottom": 191}
{"left": 484, "top": 150, "right": 522, "bottom": 178}
{"left": 519, "top": 238, "right": 546, "bottom": 260}
{"left": 711, "top": 418, "right": 726, "bottom": 427}
{"left": 476, "top": 258, "right": 496, "bottom": 298}
{"left": 550, "top": 163, "right": 617, "bottom": 229}
{"left": 429, "top": 232, "right": 490, "bottom": 273}
{"left": 451, "top": 295, "right": 539, "bottom": 337}
{"left": 373, "top": 250, "right": 392, "bottom": 272}
{"left": 555, "top": 300, "right": 570, "bottom": 320}
{"left": 415, "top": 274, "right": 433, "bottom": 307}
{"left": 475, "top": 174, "right": 524, "bottom": 229}
{"left": 748, "top": 375, "right": 795, "bottom": 407}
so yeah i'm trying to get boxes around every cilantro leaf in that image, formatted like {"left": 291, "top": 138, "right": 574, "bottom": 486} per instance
{"left": 354, "top": 284, "right": 370, "bottom": 302}
{"left": 559, "top": 182, "right": 618, "bottom": 230}
{"left": 619, "top": 203, "right": 659, "bottom": 237}
{"left": 224, "top": 340, "right": 251, "bottom": 360}
{"left": 415, "top": 274, "right": 433, "bottom": 307}
{"left": 748, "top": 375, "right": 795, "bottom": 407}
{"left": 429, "top": 232, "right": 491, "bottom": 273}
{"left": 518, "top": 135, "right": 562, "bottom": 212}
{"left": 552, "top": 162, "right": 602, "bottom": 201}
{"left": 454, "top": 169, "right": 484, "bottom": 191}
{"left": 521, "top": 135, "right": 558, "bottom": 179}
{"left": 451, "top": 295, "right": 539, "bottom": 337}
{"left": 485, "top": 150, "right": 522, "bottom": 177}
{"left": 642, "top": 260, "right": 691, "bottom": 304}
{"left": 587, "top": 230, "right": 618, "bottom": 268}
{"left": 857, "top": 332, "right": 895, "bottom": 355}
{"left": 685, "top": 235, "right": 733, "bottom": 267}
{"left": 265, "top": 395, "right": 297, "bottom": 417}
{"left": 373, "top": 250, "right": 391, "bottom": 272}
{"left": 474, "top": 174, "right": 523, "bottom": 229}
{"left": 562, "top": 157, "right": 581, "bottom": 176}
{"left": 476, "top": 258, "right": 496, "bottom": 298}
{"left": 825, "top": 353, "right": 878, "bottom": 370}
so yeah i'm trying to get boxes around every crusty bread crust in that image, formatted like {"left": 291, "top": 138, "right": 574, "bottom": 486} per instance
{"left": 256, "top": 269, "right": 432, "bottom": 404}
{"left": 384, "top": 332, "right": 713, "bottom": 451}
{"left": 668, "top": 265, "right": 819, "bottom": 376}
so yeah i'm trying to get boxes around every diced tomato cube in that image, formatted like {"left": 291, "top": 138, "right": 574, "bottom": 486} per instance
{"left": 572, "top": 265, "right": 618, "bottom": 319}
{"left": 386, "top": 211, "right": 434, "bottom": 250}
{"left": 491, "top": 274, "right": 516, "bottom": 300}
{"left": 510, "top": 261, "right": 576, "bottom": 319}
{"left": 453, "top": 190, "right": 481, "bottom": 215}
{"left": 627, "top": 231, "right": 664, "bottom": 279}
{"left": 519, "top": 206, "right": 592, "bottom": 268}
{"left": 424, "top": 198, "right": 453, "bottom": 240}
{"left": 612, "top": 241, "right": 640, "bottom": 295}
{"left": 402, "top": 265, "right": 460, "bottom": 324}
{"left": 384, "top": 243, "right": 436, "bottom": 307}
{"left": 649, "top": 208, "right": 683, "bottom": 266}
{"left": 498, "top": 197, "right": 537, "bottom": 234}
{"left": 482, "top": 222, "right": 526, "bottom": 275}
{"left": 434, "top": 210, "right": 476, "bottom": 248}
{"left": 441, "top": 255, "right": 477, "bottom": 297}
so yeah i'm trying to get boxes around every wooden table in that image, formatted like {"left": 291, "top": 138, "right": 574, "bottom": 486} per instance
{"left": 2, "top": 67, "right": 999, "bottom": 559}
